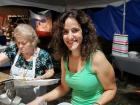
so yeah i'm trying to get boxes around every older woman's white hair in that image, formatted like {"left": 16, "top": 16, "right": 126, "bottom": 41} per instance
{"left": 13, "top": 23, "right": 39, "bottom": 47}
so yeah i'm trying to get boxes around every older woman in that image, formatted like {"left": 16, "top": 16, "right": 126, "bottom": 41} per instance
{"left": 0, "top": 23, "right": 54, "bottom": 103}
{"left": 0, "top": 23, "right": 54, "bottom": 79}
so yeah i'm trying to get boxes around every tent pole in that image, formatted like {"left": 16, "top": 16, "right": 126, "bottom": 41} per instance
{"left": 122, "top": 0, "right": 126, "bottom": 34}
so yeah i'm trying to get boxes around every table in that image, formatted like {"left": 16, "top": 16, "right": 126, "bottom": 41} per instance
{"left": 0, "top": 72, "right": 10, "bottom": 83}
{"left": 112, "top": 56, "right": 140, "bottom": 76}
{"left": 14, "top": 79, "right": 59, "bottom": 87}
{"left": 112, "top": 56, "right": 140, "bottom": 93}
{"left": 0, "top": 71, "right": 60, "bottom": 104}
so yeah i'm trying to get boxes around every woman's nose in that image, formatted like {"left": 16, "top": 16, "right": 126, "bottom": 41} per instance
{"left": 67, "top": 31, "right": 74, "bottom": 39}
{"left": 18, "top": 44, "right": 23, "bottom": 49}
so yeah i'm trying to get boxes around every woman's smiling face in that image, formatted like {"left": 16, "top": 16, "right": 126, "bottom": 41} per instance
{"left": 63, "top": 17, "right": 83, "bottom": 51}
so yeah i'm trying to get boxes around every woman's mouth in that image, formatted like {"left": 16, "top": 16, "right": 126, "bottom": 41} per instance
{"left": 67, "top": 39, "right": 77, "bottom": 48}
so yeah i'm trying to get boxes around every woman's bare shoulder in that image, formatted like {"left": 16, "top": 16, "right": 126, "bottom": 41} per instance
{"left": 92, "top": 50, "right": 111, "bottom": 73}
{"left": 92, "top": 50, "right": 106, "bottom": 63}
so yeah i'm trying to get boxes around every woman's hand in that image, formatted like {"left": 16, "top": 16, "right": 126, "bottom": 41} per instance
{"left": 27, "top": 96, "right": 45, "bottom": 105}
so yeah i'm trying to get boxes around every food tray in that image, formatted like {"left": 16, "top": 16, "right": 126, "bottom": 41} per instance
{"left": 14, "top": 79, "right": 60, "bottom": 87}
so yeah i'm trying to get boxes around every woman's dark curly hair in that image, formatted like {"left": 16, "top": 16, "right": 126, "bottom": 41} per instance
{"left": 50, "top": 9, "right": 99, "bottom": 60}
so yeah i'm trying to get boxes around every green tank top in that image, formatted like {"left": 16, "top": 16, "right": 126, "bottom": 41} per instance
{"left": 64, "top": 57, "right": 104, "bottom": 105}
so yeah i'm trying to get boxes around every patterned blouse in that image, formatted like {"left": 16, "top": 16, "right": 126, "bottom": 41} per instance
{"left": 3, "top": 44, "right": 54, "bottom": 77}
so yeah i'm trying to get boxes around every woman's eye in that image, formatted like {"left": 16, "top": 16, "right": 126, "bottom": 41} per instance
{"left": 63, "top": 30, "right": 68, "bottom": 35}
{"left": 22, "top": 42, "right": 26, "bottom": 45}
{"left": 63, "top": 28, "right": 80, "bottom": 35}
{"left": 71, "top": 28, "right": 80, "bottom": 33}
{"left": 17, "top": 41, "right": 26, "bottom": 46}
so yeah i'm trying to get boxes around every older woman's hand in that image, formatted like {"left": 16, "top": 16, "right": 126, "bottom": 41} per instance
{"left": 34, "top": 76, "right": 44, "bottom": 80}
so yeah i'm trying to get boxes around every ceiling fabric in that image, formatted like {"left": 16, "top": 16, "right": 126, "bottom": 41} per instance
{"left": 0, "top": 0, "right": 129, "bottom": 12}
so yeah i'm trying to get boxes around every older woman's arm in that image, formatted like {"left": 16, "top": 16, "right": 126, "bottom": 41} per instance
{"left": 38, "top": 68, "right": 55, "bottom": 79}
{"left": 93, "top": 51, "right": 117, "bottom": 105}
{"left": 0, "top": 53, "right": 10, "bottom": 66}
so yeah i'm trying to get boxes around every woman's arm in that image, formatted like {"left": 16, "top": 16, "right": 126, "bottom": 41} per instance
{"left": 0, "top": 44, "right": 17, "bottom": 67}
{"left": 93, "top": 51, "right": 117, "bottom": 105}
{"left": 0, "top": 53, "right": 10, "bottom": 66}
{"left": 27, "top": 57, "right": 70, "bottom": 105}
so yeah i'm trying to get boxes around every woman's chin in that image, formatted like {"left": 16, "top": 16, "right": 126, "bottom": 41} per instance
{"left": 20, "top": 51, "right": 26, "bottom": 56}
{"left": 68, "top": 46, "right": 77, "bottom": 51}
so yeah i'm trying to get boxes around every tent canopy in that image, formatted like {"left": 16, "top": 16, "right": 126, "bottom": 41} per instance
{"left": 88, "top": 0, "right": 140, "bottom": 43}
{"left": 0, "top": 0, "right": 128, "bottom": 12}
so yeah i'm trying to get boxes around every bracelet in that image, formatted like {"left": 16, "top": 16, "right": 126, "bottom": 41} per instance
{"left": 94, "top": 102, "right": 100, "bottom": 105}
